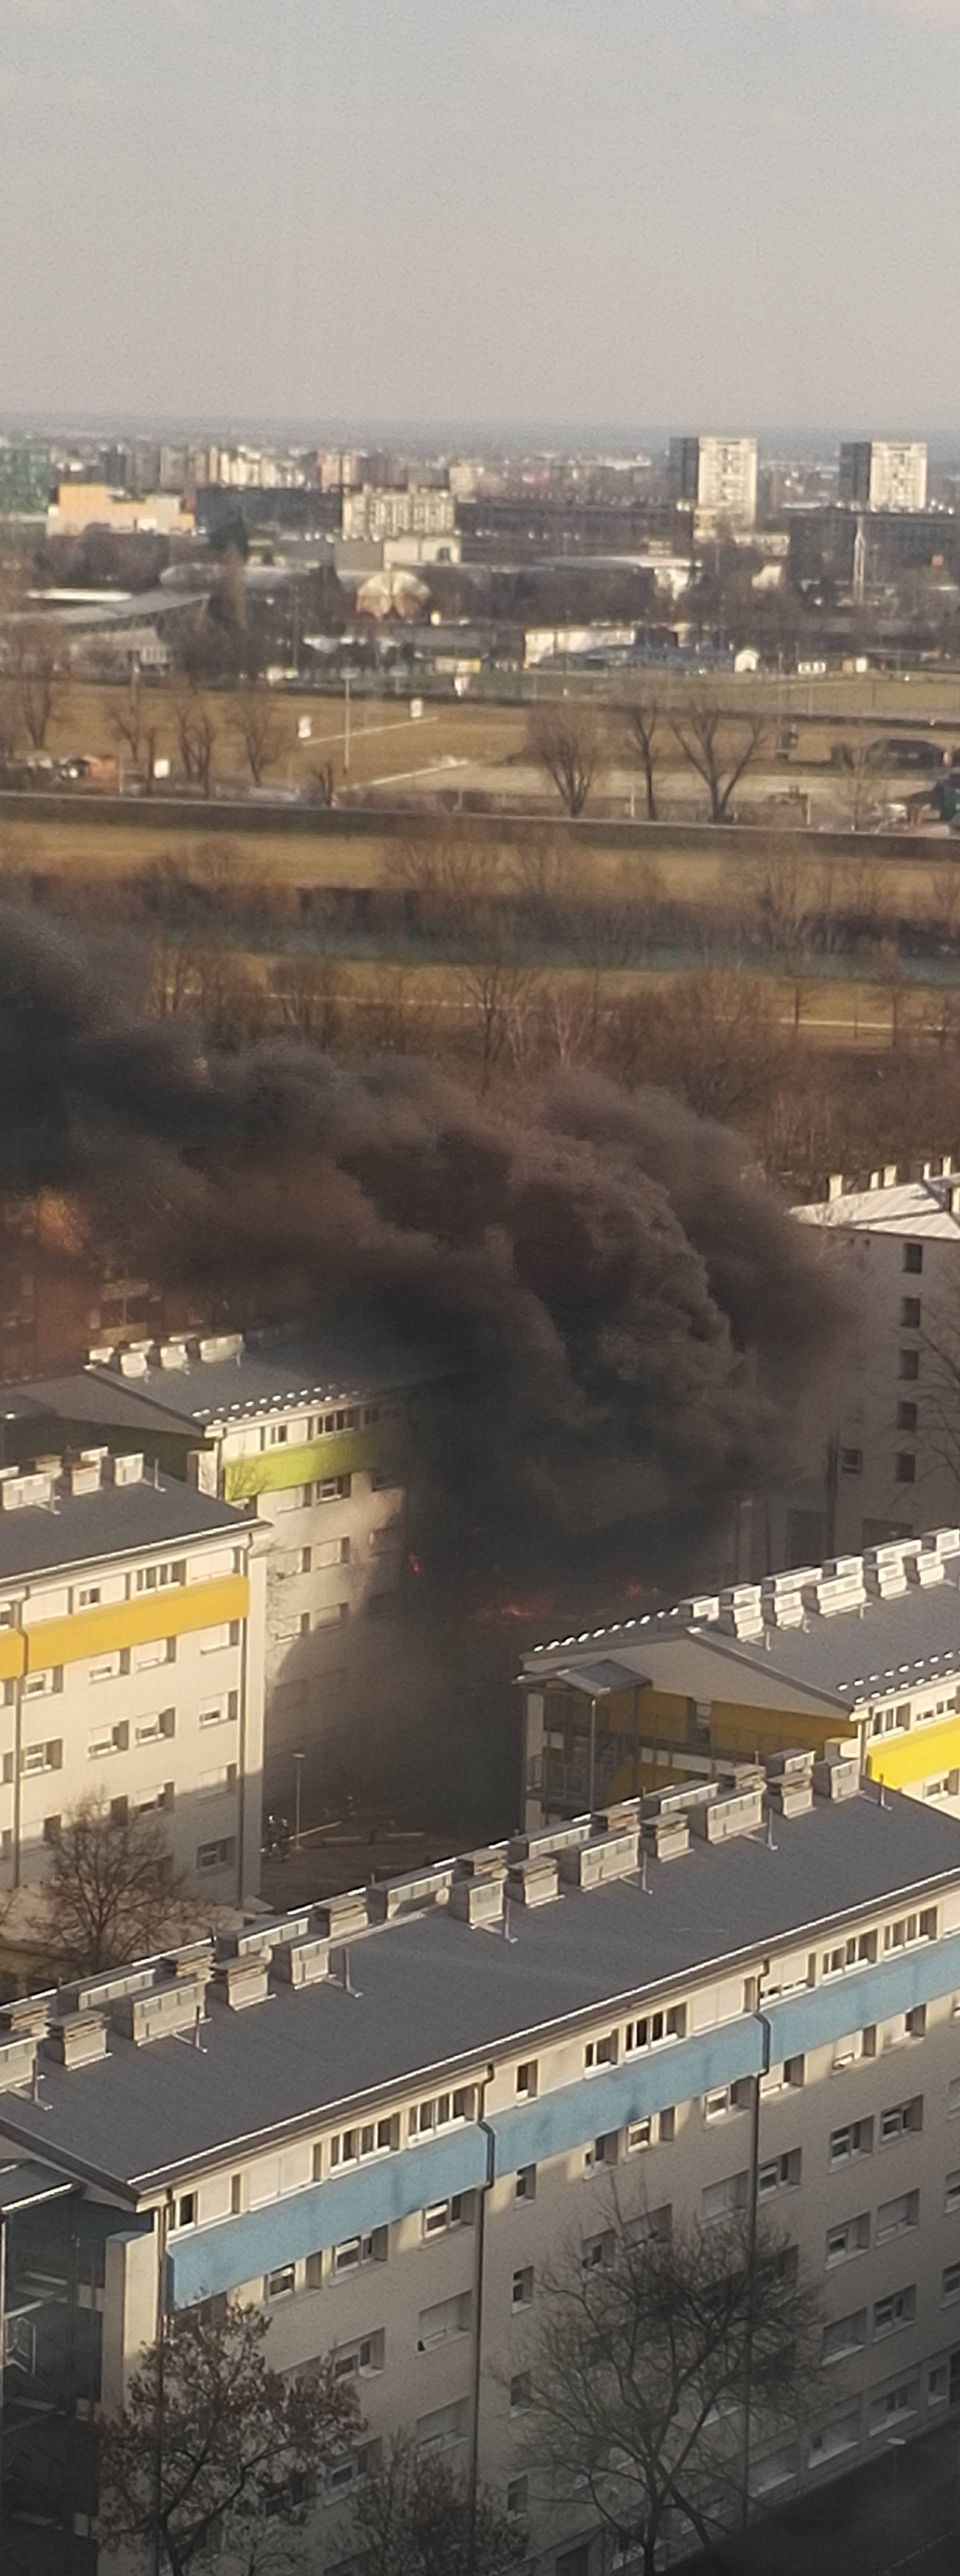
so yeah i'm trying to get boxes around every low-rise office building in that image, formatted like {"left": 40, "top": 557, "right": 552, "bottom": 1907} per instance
{"left": 522, "top": 1526, "right": 960, "bottom": 1830}
{"left": 0, "top": 1446, "right": 264, "bottom": 1910}
{"left": 2, "top": 1776, "right": 960, "bottom": 2570}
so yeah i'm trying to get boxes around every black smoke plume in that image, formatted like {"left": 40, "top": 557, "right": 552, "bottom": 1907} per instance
{"left": 0, "top": 909, "right": 854, "bottom": 1819}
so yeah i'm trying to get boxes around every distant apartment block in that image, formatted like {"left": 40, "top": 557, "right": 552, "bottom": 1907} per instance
{"left": 4, "top": 1778, "right": 960, "bottom": 2570}
{"left": 668, "top": 434, "right": 758, "bottom": 528}
{"left": 0, "top": 1446, "right": 264, "bottom": 1909}
{"left": 341, "top": 482, "right": 456, "bottom": 543}
{"left": 768, "top": 1160, "right": 960, "bottom": 1566}
{"left": 839, "top": 441, "right": 928, "bottom": 512}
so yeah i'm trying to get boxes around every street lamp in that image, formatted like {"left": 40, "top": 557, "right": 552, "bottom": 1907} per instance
{"left": 293, "top": 1750, "right": 305, "bottom": 1850}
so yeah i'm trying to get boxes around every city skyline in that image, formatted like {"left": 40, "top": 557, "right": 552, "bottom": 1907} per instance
{"left": 2, "top": 0, "right": 959, "bottom": 429}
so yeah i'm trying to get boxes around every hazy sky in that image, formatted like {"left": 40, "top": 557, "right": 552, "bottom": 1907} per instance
{"left": 2, "top": 0, "right": 958, "bottom": 434}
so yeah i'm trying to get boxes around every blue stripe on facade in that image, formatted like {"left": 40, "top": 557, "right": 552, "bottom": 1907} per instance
{"left": 764, "top": 1926, "right": 960, "bottom": 2059}
{"left": 166, "top": 1930, "right": 960, "bottom": 2308}
{"left": 168, "top": 2129, "right": 489, "bottom": 2308}
{"left": 487, "top": 2020, "right": 764, "bottom": 2176}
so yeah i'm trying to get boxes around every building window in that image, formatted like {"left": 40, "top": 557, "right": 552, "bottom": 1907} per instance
{"left": 884, "top": 1908, "right": 936, "bottom": 1953}
{"left": 870, "top": 2382, "right": 917, "bottom": 2434}
{"left": 514, "top": 2166, "right": 536, "bottom": 2202}
{"left": 333, "top": 2333, "right": 384, "bottom": 2382}
{"left": 944, "top": 2171, "right": 960, "bottom": 2214}
{"left": 422, "top": 2196, "right": 472, "bottom": 2240}
{"left": 21, "top": 1738, "right": 62, "bottom": 1774}
{"left": 842, "top": 1448, "right": 863, "bottom": 1476}
{"left": 515, "top": 2061, "right": 538, "bottom": 2098}
{"left": 196, "top": 1838, "right": 235, "bottom": 1873}
{"left": 874, "top": 2288, "right": 916, "bottom": 2338}
{"left": 900, "top": 1298, "right": 922, "bottom": 1330}
{"left": 506, "top": 2478, "right": 528, "bottom": 2518}
{"left": 876, "top": 2192, "right": 920, "bottom": 2241}
{"left": 511, "top": 2268, "right": 534, "bottom": 2308}
{"left": 822, "top": 1931, "right": 876, "bottom": 1977}
{"left": 894, "top": 1452, "right": 916, "bottom": 1483}
{"left": 826, "top": 2214, "right": 870, "bottom": 2266}
{"left": 896, "top": 1400, "right": 918, "bottom": 1432}
{"left": 624, "top": 2004, "right": 686, "bottom": 2052}
{"left": 266, "top": 2266, "right": 296, "bottom": 2302}
{"left": 880, "top": 2098, "right": 923, "bottom": 2144}
{"left": 584, "top": 2032, "right": 618, "bottom": 2072}
{"left": 942, "top": 2262, "right": 960, "bottom": 2304}
{"left": 174, "top": 2194, "right": 196, "bottom": 2230}
{"left": 509, "top": 2374, "right": 532, "bottom": 2416}
{"left": 758, "top": 2150, "right": 800, "bottom": 2198}
{"left": 898, "top": 1349, "right": 920, "bottom": 1381}
{"left": 626, "top": 2116, "right": 654, "bottom": 2154}
{"left": 830, "top": 2118, "right": 873, "bottom": 2166}
{"left": 822, "top": 2311, "right": 866, "bottom": 2364}
{"left": 903, "top": 1244, "right": 923, "bottom": 1274}
{"left": 135, "top": 1561, "right": 185, "bottom": 1592}
{"left": 330, "top": 2230, "right": 388, "bottom": 2274}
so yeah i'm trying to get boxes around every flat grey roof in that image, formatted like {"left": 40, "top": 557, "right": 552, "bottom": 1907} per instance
{"left": 546, "top": 1637, "right": 846, "bottom": 1719}
{"left": 0, "top": 1375, "right": 194, "bottom": 1438}
{"left": 85, "top": 1330, "right": 447, "bottom": 1430}
{"left": 0, "top": 1472, "right": 248, "bottom": 1584}
{"left": 2, "top": 1791, "right": 959, "bottom": 2196}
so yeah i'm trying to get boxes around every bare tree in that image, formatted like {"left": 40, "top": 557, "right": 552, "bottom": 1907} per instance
{"left": 526, "top": 704, "right": 604, "bottom": 816}
{"left": 99, "top": 2302, "right": 360, "bottom": 2576}
{"left": 456, "top": 956, "right": 534, "bottom": 1092}
{"left": 229, "top": 684, "right": 286, "bottom": 788}
{"left": 36, "top": 1795, "right": 199, "bottom": 1978}
{"left": 740, "top": 850, "right": 820, "bottom": 1032}
{"left": 624, "top": 699, "right": 663, "bottom": 820}
{"left": 354, "top": 2434, "right": 527, "bottom": 2576}
{"left": 0, "top": 678, "right": 22, "bottom": 772}
{"left": 170, "top": 691, "right": 218, "bottom": 796}
{"left": 668, "top": 694, "right": 770, "bottom": 823}
{"left": 8, "top": 620, "right": 67, "bottom": 750}
{"left": 268, "top": 948, "right": 342, "bottom": 1048}
{"left": 522, "top": 2198, "right": 823, "bottom": 2576}
{"left": 108, "top": 689, "right": 162, "bottom": 791}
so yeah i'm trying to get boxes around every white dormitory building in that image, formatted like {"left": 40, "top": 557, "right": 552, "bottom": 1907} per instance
{"left": 838, "top": 441, "right": 928, "bottom": 513}
{"left": 765, "top": 1159, "right": 960, "bottom": 1574}
{"left": 4, "top": 1772, "right": 960, "bottom": 2568}
{"left": 668, "top": 435, "right": 758, "bottom": 530}
{"left": 0, "top": 1446, "right": 265, "bottom": 1908}
{"left": 341, "top": 483, "right": 456, "bottom": 544}
{"left": 2, "top": 1330, "right": 428, "bottom": 1813}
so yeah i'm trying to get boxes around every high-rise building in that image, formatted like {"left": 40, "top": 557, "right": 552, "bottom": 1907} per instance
{"left": 0, "top": 438, "right": 50, "bottom": 520}
{"left": 668, "top": 434, "right": 758, "bottom": 528}
{"left": 2, "top": 1778, "right": 960, "bottom": 2568}
{"left": 839, "top": 441, "right": 928, "bottom": 512}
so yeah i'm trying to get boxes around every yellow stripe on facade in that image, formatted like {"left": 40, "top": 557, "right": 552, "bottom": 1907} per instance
{"left": 865, "top": 1713, "right": 960, "bottom": 1792}
{"left": 0, "top": 1630, "right": 26, "bottom": 1681}
{"left": 26, "top": 1576, "right": 250, "bottom": 1672}
{"left": 224, "top": 1426, "right": 406, "bottom": 1502}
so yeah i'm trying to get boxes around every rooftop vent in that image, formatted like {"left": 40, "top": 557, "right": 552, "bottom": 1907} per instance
{"left": 924, "top": 1527, "right": 960, "bottom": 1560}
{"left": 448, "top": 1872, "right": 506, "bottom": 1928}
{"left": 199, "top": 1334, "right": 244, "bottom": 1366}
{"left": 642, "top": 1810, "right": 691, "bottom": 1862}
{"left": 904, "top": 1544, "right": 946, "bottom": 1589}
{"left": 452, "top": 1844, "right": 510, "bottom": 1881}
{"left": 212, "top": 1956, "right": 270, "bottom": 2012}
{"left": 216, "top": 1924, "right": 274, "bottom": 1966}
{"left": 558, "top": 1826, "right": 639, "bottom": 1888}
{"left": 688, "top": 1786, "right": 764, "bottom": 1844}
{"left": 812, "top": 1748, "right": 860, "bottom": 1802}
{"left": 863, "top": 1548, "right": 909, "bottom": 1602}
{"left": 506, "top": 1854, "right": 560, "bottom": 1908}
{"left": 113, "top": 1974, "right": 209, "bottom": 2047}
{"left": 507, "top": 1820, "right": 594, "bottom": 1866}
{"left": 106, "top": 1452, "right": 144, "bottom": 1488}
{"left": 0, "top": 2034, "right": 38, "bottom": 2092}
{"left": 765, "top": 1750, "right": 814, "bottom": 1816}
{"left": 317, "top": 1890, "right": 369, "bottom": 1942}
{"left": 44, "top": 2010, "right": 108, "bottom": 2070}
{"left": 158, "top": 1342, "right": 190, "bottom": 1371}
{"left": 271, "top": 1934, "right": 332, "bottom": 1987}
{"left": 119, "top": 1351, "right": 148, "bottom": 1380}
{"left": 0, "top": 1470, "right": 55, "bottom": 1512}
{"left": 0, "top": 1997, "right": 52, "bottom": 2040}
{"left": 68, "top": 1455, "right": 102, "bottom": 1496}
{"left": 716, "top": 1584, "right": 766, "bottom": 1640}
{"left": 368, "top": 1863, "right": 457, "bottom": 1923}
{"left": 678, "top": 1594, "right": 720, "bottom": 1623}
{"left": 802, "top": 1570, "right": 866, "bottom": 1616}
